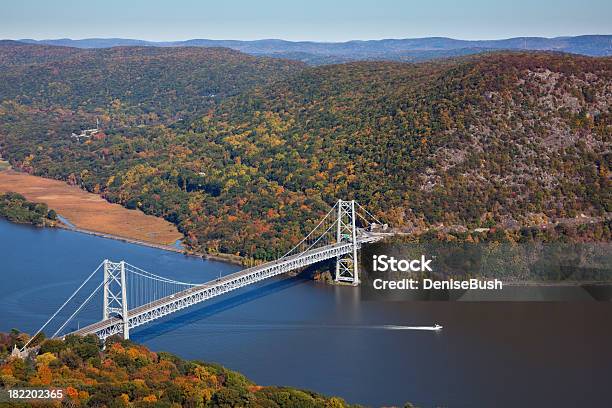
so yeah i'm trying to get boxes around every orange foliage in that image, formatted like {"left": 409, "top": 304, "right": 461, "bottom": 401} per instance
{"left": 66, "top": 386, "right": 79, "bottom": 399}
{"left": 143, "top": 394, "right": 158, "bottom": 402}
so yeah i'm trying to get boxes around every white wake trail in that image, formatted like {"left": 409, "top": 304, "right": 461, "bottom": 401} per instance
{"left": 380, "top": 324, "right": 443, "bottom": 331}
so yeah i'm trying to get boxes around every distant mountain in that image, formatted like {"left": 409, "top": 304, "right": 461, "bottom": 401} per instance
{"left": 16, "top": 35, "right": 612, "bottom": 64}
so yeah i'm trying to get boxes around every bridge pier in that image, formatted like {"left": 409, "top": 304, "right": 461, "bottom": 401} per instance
{"left": 335, "top": 199, "right": 359, "bottom": 285}
{"left": 102, "top": 259, "right": 130, "bottom": 339}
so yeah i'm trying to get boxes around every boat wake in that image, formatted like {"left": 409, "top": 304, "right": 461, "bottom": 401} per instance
{"left": 136, "top": 322, "right": 445, "bottom": 342}
{"left": 380, "top": 324, "right": 443, "bottom": 331}
{"left": 182, "top": 322, "right": 444, "bottom": 332}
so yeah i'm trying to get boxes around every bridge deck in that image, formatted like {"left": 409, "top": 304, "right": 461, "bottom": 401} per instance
{"left": 67, "top": 234, "right": 382, "bottom": 339}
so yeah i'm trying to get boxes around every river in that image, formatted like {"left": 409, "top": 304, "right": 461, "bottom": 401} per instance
{"left": 0, "top": 219, "right": 610, "bottom": 407}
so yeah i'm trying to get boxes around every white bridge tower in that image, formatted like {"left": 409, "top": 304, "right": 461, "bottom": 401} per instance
{"left": 335, "top": 199, "right": 359, "bottom": 285}
{"left": 103, "top": 260, "right": 129, "bottom": 339}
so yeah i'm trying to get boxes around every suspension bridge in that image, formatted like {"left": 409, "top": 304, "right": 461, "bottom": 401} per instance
{"left": 22, "top": 200, "right": 389, "bottom": 348}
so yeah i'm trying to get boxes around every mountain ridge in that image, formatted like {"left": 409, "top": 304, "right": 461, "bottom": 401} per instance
{"left": 14, "top": 35, "right": 612, "bottom": 64}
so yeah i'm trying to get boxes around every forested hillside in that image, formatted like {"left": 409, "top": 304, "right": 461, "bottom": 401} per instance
{"left": 0, "top": 42, "right": 303, "bottom": 126}
{"left": 0, "top": 43, "right": 610, "bottom": 260}
{"left": 0, "top": 331, "right": 357, "bottom": 407}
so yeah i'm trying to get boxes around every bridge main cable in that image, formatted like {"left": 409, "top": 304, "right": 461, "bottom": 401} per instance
{"left": 355, "top": 201, "right": 384, "bottom": 226}
{"left": 21, "top": 260, "right": 105, "bottom": 350}
{"left": 123, "top": 263, "right": 201, "bottom": 286}
{"left": 281, "top": 200, "right": 339, "bottom": 259}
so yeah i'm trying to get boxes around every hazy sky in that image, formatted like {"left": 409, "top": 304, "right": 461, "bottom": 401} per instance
{"left": 2, "top": 0, "right": 610, "bottom": 42}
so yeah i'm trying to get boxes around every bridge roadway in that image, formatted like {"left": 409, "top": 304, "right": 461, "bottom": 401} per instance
{"left": 66, "top": 234, "right": 382, "bottom": 340}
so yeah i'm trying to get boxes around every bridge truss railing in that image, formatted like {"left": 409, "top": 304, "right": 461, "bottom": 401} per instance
{"left": 73, "top": 241, "right": 361, "bottom": 340}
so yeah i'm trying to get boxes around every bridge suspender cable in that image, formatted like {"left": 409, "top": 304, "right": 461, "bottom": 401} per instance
{"left": 293, "top": 214, "right": 339, "bottom": 256}
{"left": 281, "top": 201, "right": 339, "bottom": 259}
{"left": 123, "top": 263, "right": 200, "bottom": 286}
{"left": 355, "top": 201, "right": 383, "bottom": 226}
{"left": 21, "top": 260, "right": 105, "bottom": 351}
{"left": 51, "top": 264, "right": 200, "bottom": 339}
{"left": 51, "top": 271, "right": 116, "bottom": 339}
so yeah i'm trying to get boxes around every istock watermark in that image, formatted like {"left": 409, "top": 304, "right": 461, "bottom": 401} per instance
{"left": 372, "top": 254, "right": 433, "bottom": 272}
{"left": 370, "top": 254, "right": 502, "bottom": 291}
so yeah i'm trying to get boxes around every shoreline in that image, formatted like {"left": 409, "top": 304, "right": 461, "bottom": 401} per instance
{"left": 54, "top": 222, "right": 246, "bottom": 267}
{"left": 0, "top": 169, "right": 184, "bottom": 247}
{"left": 0, "top": 168, "right": 247, "bottom": 266}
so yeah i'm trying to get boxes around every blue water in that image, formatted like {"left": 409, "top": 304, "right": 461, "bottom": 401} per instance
{"left": 1, "top": 219, "right": 611, "bottom": 407}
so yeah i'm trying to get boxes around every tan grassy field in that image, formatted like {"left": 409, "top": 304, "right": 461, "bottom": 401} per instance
{"left": 0, "top": 169, "right": 183, "bottom": 245}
